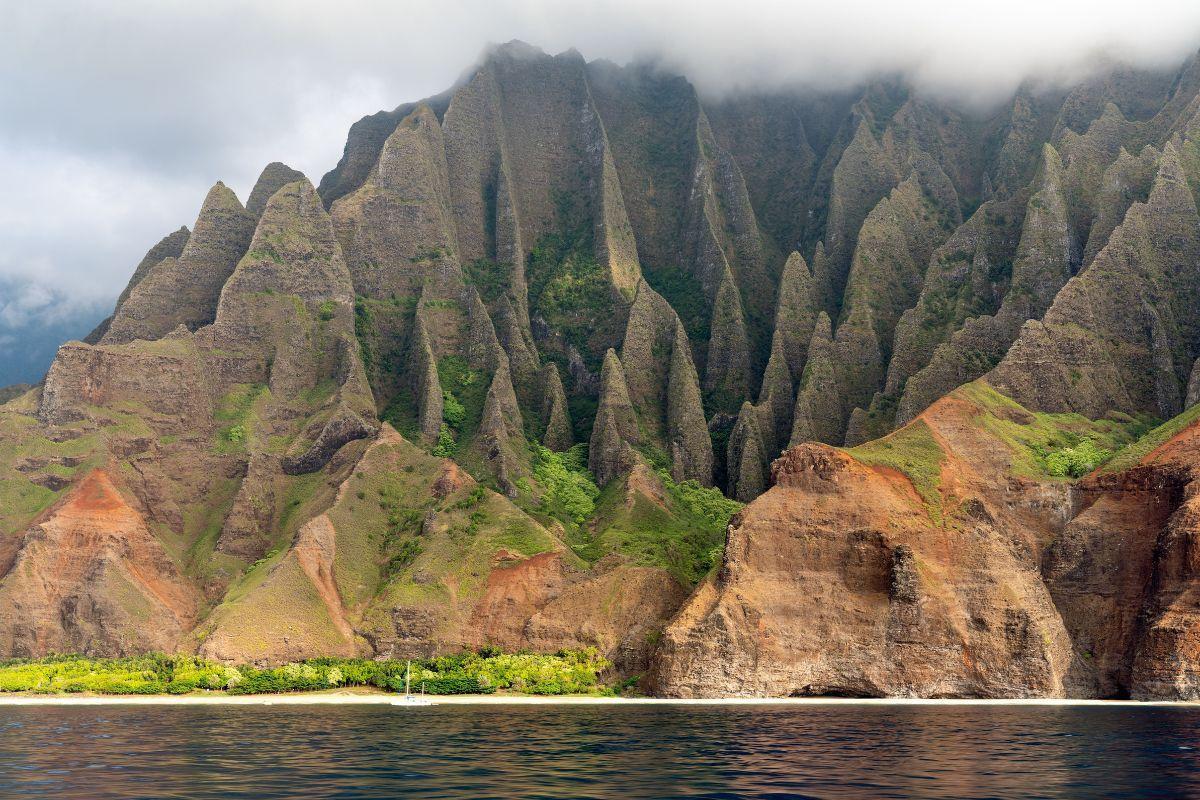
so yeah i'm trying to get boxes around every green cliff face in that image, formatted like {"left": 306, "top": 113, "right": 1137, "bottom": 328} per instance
{"left": 7, "top": 42, "right": 1200, "bottom": 677}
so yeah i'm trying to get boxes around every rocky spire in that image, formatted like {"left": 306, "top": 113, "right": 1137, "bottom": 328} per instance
{"left": 704, "top": 267, "right": 753, "bottom": 414}
{"left": 199, "top": 175, "right": 369, "bottom": 408}
{"left": 474, "top": 357, "right": 527, "bottom": 496}
{"left": 85, "top": 225, "right": 192, "bottom": 343}
{"left": 540, "top": 362, "right": 574, "bottom": 451}
{"left": 772, "top": 251, "right": 818, "bottom": 381}
{"left": 1187, "top": 357, "right": 1200, "bottom": 409}
{"left": 790, "top": 313, "right": 842, "bottom": 445}
{"left": 991, "top": 141, "right": 1200, "bottom": 419}
{"left": 103, "top": 182, "right": 255, "bottom": 345}
{"left": 809, "top": 242, "right": 835, "bottom": 319}
{"left": 247, "top": 162, "right": 306, "bottom": 217}
{"left": 758, "top": 334, "right": 793, "bottom": 452}
{"left": 493, "top": 293, "right": 540, "bottom": 408}
{"left": 330, "top": 103, "right": 463, "bottom": 302}
{"left": 1083, "top": 145, "right": 1159, "bottom": 265}
{"left": 831, "top": 299, "right": 885, "bottom": 434}
{"left": 823, "top": 120, "right": 900, "bottom": 302}
{"left": 114, "top": 226, "right": 192, "bottom": 311}
{"left": 619, "top": 280, "right": 677, "bottom": 437}
{"left": 667, "top": 321, "right": 714, "bottom": 486}
{"left": 996, "top": 144, "right": 1074, "bottom": 321}
{"left": 593, "top": 135, "right": 643, "bottom": 298}
{"left": 466, "top": 288, "right": 505, "bottom": 374}
{"left": 409, "top": 309, "right": 444, "bottom": 445}
{"left": 727, "top": 401, "right": 768, "bottom": 502}
{"left": 888, "top": 145, "right": 1075, "bottom": 427}
{"left": 589, "top": 349, "right": 641, "bottom": 485}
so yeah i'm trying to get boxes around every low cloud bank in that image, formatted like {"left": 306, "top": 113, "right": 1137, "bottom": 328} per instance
{"left": 1, "top": 0, "right": 1199, "bottom": 346}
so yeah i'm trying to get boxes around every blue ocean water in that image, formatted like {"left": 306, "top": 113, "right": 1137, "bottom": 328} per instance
{"left": 1, "top": 703, "right": 1198, "bottom": 799}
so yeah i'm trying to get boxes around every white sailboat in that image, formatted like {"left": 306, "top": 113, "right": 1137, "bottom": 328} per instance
{"left": 391, "top": 660, "right": 434, "bottom": 706}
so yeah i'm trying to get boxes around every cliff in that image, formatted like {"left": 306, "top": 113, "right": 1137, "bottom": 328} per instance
{"left": 5, "top": 42, "right": 1200, "bottom": 695}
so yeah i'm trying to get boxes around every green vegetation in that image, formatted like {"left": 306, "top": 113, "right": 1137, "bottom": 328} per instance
{"left": 528, "top": 235, "right": 610, "bottom": 362}
{"left": 433, "top": 356, "right": 486, "bottom": 457}
{"left": 575, "top": 469, "right": 741, "bottom": 585}
{"left": 354, "top": 295, "right": 412, "bottom": 388}
{"left": 663, "top": 470, "right": 743, "bottom": 528}
{"left": 354, "top": 296, "right": 377, "bottom": 376}
{"left": 849, "top": 419, "right": 947, "bottom": 523}
{"left": 532, "top": 444, "right": 599, "bottom": 525}
{"left": 464, "top": 258, "right": 510, "bottom": 304}
{"left": 442, "top": 390, "right": 466, "bottom": 429}
{"left": 1044, "top": 440, "right": 1112, "bottom": 478}
{"left": 386, "top": 539, "right": 423, "bottom": 576}
{"left": 0, "top": 649, "right": 612, "bottom": 696}
{"left": 958, "top": 381, "right": 1156, "bottom": 479}
{"left": 246, "top": 247, "right": 283, "bottom": 265}
{"left": 1101, "top": 402, "right": 1200, "bottom": 473}
{"left": 848, "top": 382, "right": 1163, "bottom": 517}
{"left": 526, "top": 191, "right": 619, "bottom": 371}
{"left": 567, "top": 391, "right": 598, "bottom": 445}
{"left": 644, "top": 263, "right": 710, "bottom": 343}
{"left": 381, "top": 387, "right": 421, "bottom": 442}
{"left": 373, "top": 481, "right": 430, "bottom": 579}
{"left": 214, "top": 384, "right": 266, "bottom": 453}
{"left": 318, "top": 300, "right": 336, "bottom": 322}
{"left": 918, "top": 271, "right": 996, "bottom": 334}
{"left": 431, "top": 423, "right": 456, "bottom": 458}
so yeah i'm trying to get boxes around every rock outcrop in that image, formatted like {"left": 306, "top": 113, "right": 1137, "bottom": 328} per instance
{"left": 0, "top": 470, "right": 199, "bottom": 657}
{"left": 991, "top": 142, "right": 1200, "bottom": 420}
{"left": 103, "top": 183, "right": 255, "bottom": 345}
{"left": 654, "top": 381, "right": 1200, "bottom": 699}
{"left": 539, "top": 363, "right": 574, "bottom": 451}
{"left": 588, "top": 349, "right": 641, "bottom": 486}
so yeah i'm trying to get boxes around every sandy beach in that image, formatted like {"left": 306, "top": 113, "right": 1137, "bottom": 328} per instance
{"left": 1, "top": 692, "right": 1198, "bottom": 707}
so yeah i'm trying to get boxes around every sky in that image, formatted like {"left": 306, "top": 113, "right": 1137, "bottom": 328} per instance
{"left": 3, "top": 0, "right": 1200, "bottom": 349}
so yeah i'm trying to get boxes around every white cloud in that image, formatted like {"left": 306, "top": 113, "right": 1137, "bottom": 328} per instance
{"left": 1, "top": 0, "right": 1199, "bottom": 320}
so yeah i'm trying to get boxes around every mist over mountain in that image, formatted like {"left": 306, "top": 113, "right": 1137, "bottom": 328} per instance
{"left": 3, "top": 1, "right": 1200, "bottom": 365}
{"left": 8, "top": 17, "right": 1200, "bottom": 702}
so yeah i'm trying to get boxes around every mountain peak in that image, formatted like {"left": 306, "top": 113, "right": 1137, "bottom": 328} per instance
{"left": 247, "top": 162, "right": 306, "bottom": 216}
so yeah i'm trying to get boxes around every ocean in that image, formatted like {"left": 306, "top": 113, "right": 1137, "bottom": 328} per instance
{"left": 1, "top": 702, "right": 1198, "bottom": 798}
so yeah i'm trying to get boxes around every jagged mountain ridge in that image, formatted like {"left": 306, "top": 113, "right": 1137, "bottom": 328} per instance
{"left": 312, "top": 42, "right": 1200, "bottom": 499}
{"left": 7, "top": 43, "right": 1200, "bottom": 694}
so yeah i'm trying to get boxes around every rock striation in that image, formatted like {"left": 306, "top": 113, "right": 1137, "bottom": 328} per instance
{"left": 653, "top": 383, "right": 1200, "bottom": 699}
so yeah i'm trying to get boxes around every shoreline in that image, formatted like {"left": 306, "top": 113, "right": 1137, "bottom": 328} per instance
{"left": 1, "top": 692, "right": 1198, "bottom": 707}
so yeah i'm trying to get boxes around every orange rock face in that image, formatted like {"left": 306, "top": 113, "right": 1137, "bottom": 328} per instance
{"left": 650, "top": 390, "right": 1200, "bottom": 699}
{"left": 0, "top": 470, "right": 200, "bottom": 657}
{"left": 1048, "top": 424, "right": 1200, "bottom": 699}
{"left": 470, "top": 552, "right": 687, "bottom": 674}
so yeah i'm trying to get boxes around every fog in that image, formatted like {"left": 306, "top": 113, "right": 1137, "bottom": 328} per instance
{"left": 2, "top": 0, "right": 1200, "bottom": 329}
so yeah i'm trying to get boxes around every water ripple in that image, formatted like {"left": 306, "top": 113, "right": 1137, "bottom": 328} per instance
{"left": 0, "top": 705, "right": 1198, "bottom": 798}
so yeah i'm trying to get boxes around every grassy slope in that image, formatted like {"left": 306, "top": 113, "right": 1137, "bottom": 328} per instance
{"left": 1101, "top": 402, "right": 1200, "bottom": 473}
{"left": 846, "top": 379, "right": 1162, "bottom": 523}
{"left": 573, "top": 469, "right": 740, "bottom": 587}
{"left": 0, "top": 391, "right": 133, "bottom": 535}
{"left": 848, "top": 419, "right": 947, "bottom": 521}
{"left": 958, "top": 381, "right": 1156, "bottom": 478}
{"left": 337, "top": 433, "right": 562, "bottom": 613}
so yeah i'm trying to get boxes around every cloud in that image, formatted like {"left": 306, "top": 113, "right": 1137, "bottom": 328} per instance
{"left": 0, "top": 274, "right": 109, "bottom": 385}
{"left": 1, "top": 0, "right": 1199, "bottom": 324}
